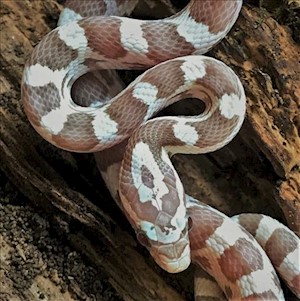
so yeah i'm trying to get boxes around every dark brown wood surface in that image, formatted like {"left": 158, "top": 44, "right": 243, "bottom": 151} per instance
{"left": 0, "top": 1, "right": 299, "bottom": 300}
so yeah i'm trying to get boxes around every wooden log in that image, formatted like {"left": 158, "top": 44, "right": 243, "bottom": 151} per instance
{"left": 0, "top": 1, "right": 299, "bottom": 300}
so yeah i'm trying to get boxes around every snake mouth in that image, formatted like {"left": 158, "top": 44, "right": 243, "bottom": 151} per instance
{"left": 150, "top": 233, "right": 191, "bottom": 273}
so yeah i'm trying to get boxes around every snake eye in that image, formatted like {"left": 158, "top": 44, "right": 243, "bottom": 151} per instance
{"left": 188, "top": 217, "right": 193, "bottom": 231}
{"left": 137, "top": 232, "right": 150, "bottom": 248}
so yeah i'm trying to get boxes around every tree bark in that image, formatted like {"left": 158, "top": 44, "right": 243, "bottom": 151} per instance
{"left": 0, "top": 1, "right": 299, "bottom": 300}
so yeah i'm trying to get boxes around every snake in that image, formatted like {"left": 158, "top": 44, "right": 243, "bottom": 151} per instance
{"left": 21, "top": 0, "right": 300, "bottom": 300}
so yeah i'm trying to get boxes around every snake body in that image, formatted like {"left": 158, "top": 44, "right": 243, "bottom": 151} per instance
{"left": 21, "top": 0, "right": 300, "bottom": 300}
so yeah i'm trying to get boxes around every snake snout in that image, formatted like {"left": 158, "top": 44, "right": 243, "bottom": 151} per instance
{"left": 150, "top": 232, "right": 191, "bottom": 273}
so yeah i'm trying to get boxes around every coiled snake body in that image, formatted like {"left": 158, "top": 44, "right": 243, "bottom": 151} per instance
{"left": 21, "top": 0, "right": 300, "bottom": 300}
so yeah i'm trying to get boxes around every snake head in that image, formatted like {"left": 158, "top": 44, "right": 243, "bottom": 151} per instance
{"left": 122, "top": 193, "right": 192, "bottom": 273}
{"left": 119, "top": 139, "right": 193, "bottom": 273}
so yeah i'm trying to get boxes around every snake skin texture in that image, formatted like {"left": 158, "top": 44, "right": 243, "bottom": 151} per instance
{"left": 21, "top": 0, "right": 300, "bottom": 300}
{"left": 118, "top": 54, "right": 246, "bottom": 272}
{"left": 22, "top": 0, "right": 242, "bottom": 152}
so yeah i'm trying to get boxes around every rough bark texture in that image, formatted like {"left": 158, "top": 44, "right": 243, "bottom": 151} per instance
{"left": 0, "top": 1, "right": 299, "bottom": 301}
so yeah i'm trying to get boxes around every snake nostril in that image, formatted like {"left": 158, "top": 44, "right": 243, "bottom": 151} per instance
{"left": 188, "top": 217, "right": 193, "bottom": 231}
{"left": 137, "top": 232, "right": 151, "bottom": 248}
